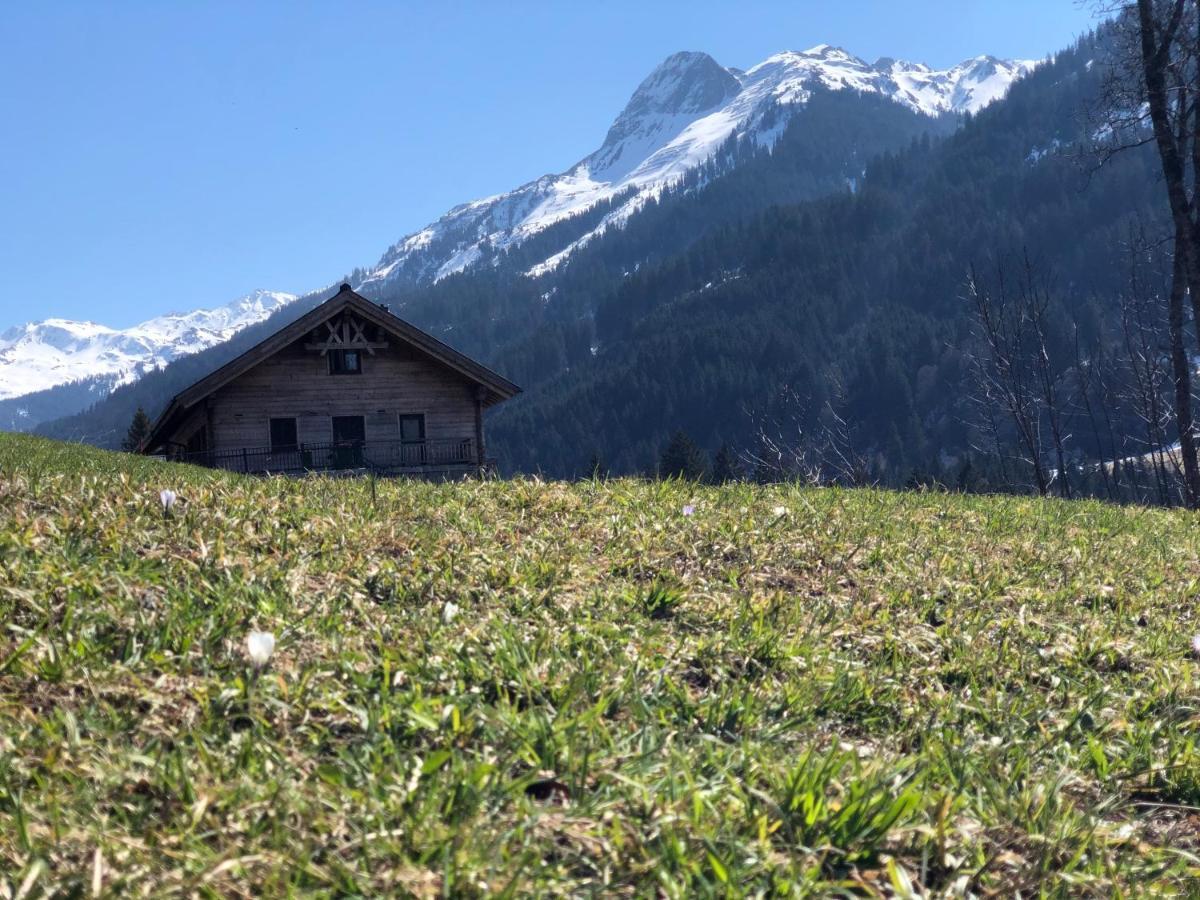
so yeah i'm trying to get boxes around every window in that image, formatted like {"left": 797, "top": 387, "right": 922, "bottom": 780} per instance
{"left": 270, "top": 417, "right": 298, "bottom": 452}
{"left": 332, "top": 415, "right": 366, "bottom": 445}
{"left": 398, "top": 413, "right": 426, "bottom": 465}
{"left": 329, "top": 349, "right": 362, "bottom": 375}
{"left": 399, "top": 414, "right": 425, "bottom": 444}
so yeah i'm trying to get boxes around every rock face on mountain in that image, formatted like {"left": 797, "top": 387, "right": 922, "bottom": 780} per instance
{"left": 595, "top": 51, "right": 743, "bottom": 175}
{"left": 0, "top": 290, "right": 296, "bottom": 402}
{"left": 357, "top": 45, "right": 1035, "bottom": 292}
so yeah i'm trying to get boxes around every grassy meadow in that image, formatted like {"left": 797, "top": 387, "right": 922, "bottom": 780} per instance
{"left": 3, "top": 433, "right": 1200, "bottom": 895}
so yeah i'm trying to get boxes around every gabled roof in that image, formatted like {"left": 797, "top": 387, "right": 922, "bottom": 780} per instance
{"left": 143, "top": 284, "right": 520, "bottom": 451}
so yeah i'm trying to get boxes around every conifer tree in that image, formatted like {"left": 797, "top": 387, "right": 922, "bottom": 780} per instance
{"left": 122, "top": 406, "right": 151, "bottom": 452}
{"left": 711, "top": 444, "right": 739, "bottom": 483}
{"left": 659, "top": 430, "right": 708, "bottom": 481}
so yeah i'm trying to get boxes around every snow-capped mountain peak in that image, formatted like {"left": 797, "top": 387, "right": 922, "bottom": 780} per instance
{"left": 591, "top": 51, "right": 742, "bottom": 184}
{"left": 0, "top": 289, "right": 297, "bottom": 401}
{"left": 603, "top": 52, "right": 741, "bottom": 143}
{"left": 358, "top": 43, "right": 1037, "bottom": 291}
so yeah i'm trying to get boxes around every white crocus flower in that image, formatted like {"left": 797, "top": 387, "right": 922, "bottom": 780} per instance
{"left": 1192, "top": 634, "right": 1200, "bottom": 657}
{"left": 160, "top": 489, "right": 177, "bottom": 513}
{"left": 246, "top": 631, "right": 275, "bottom": 668}
{"left": 771, "top": 505, "right": 788, "bottom": 517}
{"left": 442, "top": 602, "right": 461, "bottom": 624}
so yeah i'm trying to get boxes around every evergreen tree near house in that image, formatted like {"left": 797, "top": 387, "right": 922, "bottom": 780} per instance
{"left": 121, "top": 406, "right": 152, "bottom": 452}
{"left": 659, "top": 430, "right": 709, "bottom": 481}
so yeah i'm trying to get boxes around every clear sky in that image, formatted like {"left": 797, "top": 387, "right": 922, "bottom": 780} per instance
{"left": 0, "top": 1, "right": 1101, "bottom": 331}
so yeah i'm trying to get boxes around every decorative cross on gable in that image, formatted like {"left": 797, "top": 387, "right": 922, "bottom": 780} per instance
{"left": 303, "top": 314, "right": 390, "bottom": 356}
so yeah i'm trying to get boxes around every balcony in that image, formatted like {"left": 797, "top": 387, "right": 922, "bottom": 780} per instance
{"left": 172, "top": 438, "right": 477, "bottom": 475}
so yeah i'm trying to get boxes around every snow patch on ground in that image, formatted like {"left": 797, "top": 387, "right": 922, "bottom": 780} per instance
{"left": 1027, "top": 138, "right": 1064, "bottom": 163}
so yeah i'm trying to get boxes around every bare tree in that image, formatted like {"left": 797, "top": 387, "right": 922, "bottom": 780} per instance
{"left": 1093, "top": 1, "right": 1200, "bottom": 505}
{"left": 1071, "top": 322, "right": 1119, "bottom": 500}
{"left": 1018, "top": 254, "right": 1074, "bottom": 499}
{"left": 744, "top": 384, "right": 823, "bottom": 484}
{"left": 1093, "top": 2, "right": 1200, "bottom": 293}
{"left": 1116, "top": 229, "right": 1180, "bottom": 504}
{"left": 1096, "top": 347, "right": 1130, "bottom": 494}
{"left": 1166, "top": 220, "right": 1200, "bottom": 504}
{"left": 743, "top": 382, "right": 873, "bottom": 486}
{"left": 965, "top": 260, "right": 1052, "bottom": 495}
{"left": 1133, "top": 2, "right": 1200, "bottom": 304}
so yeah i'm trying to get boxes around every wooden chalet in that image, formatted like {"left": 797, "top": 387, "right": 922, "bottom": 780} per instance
{"left": 141, "top": 284, "right": 520, "bottom": 477}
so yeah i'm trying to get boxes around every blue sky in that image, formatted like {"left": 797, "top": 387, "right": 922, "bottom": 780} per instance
{"left": 0, "top": 1, "right": 1100, "bottom": 331}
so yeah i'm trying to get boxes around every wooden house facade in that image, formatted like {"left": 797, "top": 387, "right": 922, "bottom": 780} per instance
{"left": 141, "top": 284, "right": 520, "bottom": 477}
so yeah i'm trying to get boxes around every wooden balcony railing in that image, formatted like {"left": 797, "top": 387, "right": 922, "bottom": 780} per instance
{"left": 172, "top": 438, "right": 476, "bottom": 474}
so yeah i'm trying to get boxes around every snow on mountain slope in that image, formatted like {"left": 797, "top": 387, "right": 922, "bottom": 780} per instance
{"left": 0, "top": 289, "right": 297, "bottom": 401}
{"left": 359, "top": 45, "right": 1036, "bottom": 290}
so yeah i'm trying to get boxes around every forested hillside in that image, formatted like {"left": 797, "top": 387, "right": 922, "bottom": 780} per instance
{"left": 484, "top": 29, "right": 1164, "bottom": 481}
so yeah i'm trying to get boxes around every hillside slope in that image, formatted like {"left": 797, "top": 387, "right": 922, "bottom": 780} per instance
{"left": 2, "top": 432, "right": 1198, "bottom": 894}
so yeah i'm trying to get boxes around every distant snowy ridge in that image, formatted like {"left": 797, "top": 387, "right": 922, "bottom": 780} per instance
{"left": 359, "top": 45, "right": 1036, "bottom": 290}
{"left": 0, "top": 289, "right": 297, "bottom": 401}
